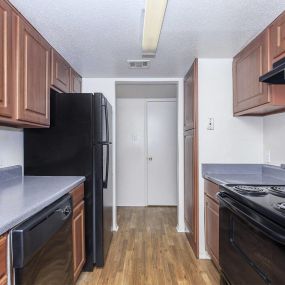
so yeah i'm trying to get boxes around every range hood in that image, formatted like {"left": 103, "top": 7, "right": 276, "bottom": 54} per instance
{"left": 259, "top": 57, "right": 285, "bottom": 84}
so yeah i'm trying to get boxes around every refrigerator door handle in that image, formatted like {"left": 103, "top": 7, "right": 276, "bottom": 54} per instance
{"left": 103, "top": 144, "right": 109, "bottom": 189}
{"left": 102, "top": 104, "right": 109, "bottom": 143}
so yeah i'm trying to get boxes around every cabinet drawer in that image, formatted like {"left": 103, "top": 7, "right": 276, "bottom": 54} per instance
{"left": 70, "top": 183, "right": 84, "bottom": 208}
{"left": 204, "top": 179, "right": 219, "bottom": 203}
{"left": 0, "top": 234, "right": 7, "bottom": 285}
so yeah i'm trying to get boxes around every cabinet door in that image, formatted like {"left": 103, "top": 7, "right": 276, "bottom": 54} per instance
{"left": 184, "top": 129, "right": 198, "bottom": 256}
{"left": 15, "top": 15, "right": 50, "bottom": 125}
{"left": 73, "top": 200, "right": 85, "bottom": 282}
{"left": 0, "top": 234, "right": 7, "bottom": 285}
{"left": 70, "top": 69, "right": 82, "bottom": 93}
{"left": 205, "top": 195, "right": 219, "bottom": 269}
{"left": 51, "top": 49, "right": 70, "bottom": 93}
{"left": 0, "top": 0, "right": 12, "bottom": 118}
{"left": 233, "top": 31, "right": 270, "bottom": 114}
{"left": 269, "top": 11, "right": 285, "bottom": 63}
{"left": 184, "top": 60, "right": 197, "bottom": 130}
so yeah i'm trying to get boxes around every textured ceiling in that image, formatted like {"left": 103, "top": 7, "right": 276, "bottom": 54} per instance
{"left": 9, "top": 0, "right": 285, "bottom": 78}
{"left": 116, "top": 83, "right": 177, "bottom": 98}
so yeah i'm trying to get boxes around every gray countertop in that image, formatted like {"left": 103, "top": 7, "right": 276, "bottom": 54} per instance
{"left": 202, "top": 164, "right": 285, "bottom": 186}
{"left": 0, "top": 166, "right": 85, "bottom": 235}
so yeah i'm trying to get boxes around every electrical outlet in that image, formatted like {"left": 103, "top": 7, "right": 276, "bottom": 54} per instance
{"left": 207, "top": 118, "right": 214, "bottom": 130}
{"left": 265, "top": 150, "right": 271, "bottom": 163}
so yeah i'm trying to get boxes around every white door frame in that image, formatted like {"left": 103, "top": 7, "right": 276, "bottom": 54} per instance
{"left": 144, "top": 98, "right": 177, "bottom": 206}
{"left": 113, "top": 79, "right": 185, "bottom": 234}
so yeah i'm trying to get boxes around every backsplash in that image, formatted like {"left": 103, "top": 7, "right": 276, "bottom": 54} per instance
{"left": 263, "top": 113, "right": 285, "bottom": 166}
{"left": 0, "top": 127, "right": 23, "bottom": 167}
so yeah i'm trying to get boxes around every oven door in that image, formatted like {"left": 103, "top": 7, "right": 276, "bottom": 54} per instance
{"left": 218, "top": 192, "right": 285, "bottom": 285}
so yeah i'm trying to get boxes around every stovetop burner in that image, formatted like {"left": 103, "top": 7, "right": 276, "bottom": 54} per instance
{"left": 232, "top": 185, "right": 269, "bottom": 195}
{"left": 274, "top": 202, "right": 285, "bottom": 211}
{"left": 269, "top": 186, "right": 285, "bottom": 197}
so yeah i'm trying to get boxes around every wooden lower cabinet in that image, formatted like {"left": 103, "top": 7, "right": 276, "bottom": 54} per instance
{"left": 184, "top": 129, "right": 199, "bottom": 257}
{"left": 70, "top": 184, "right": 85, "bottom": 282}
{"left": 204, "top": 180, "right": 220, "bottom": 270}
{"left": 0, "top": 234, "right": 7, "bottom": 285}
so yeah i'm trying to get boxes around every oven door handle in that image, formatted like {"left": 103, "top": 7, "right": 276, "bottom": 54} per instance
{"left": 217, "top": 192, "right": 285, "bottom": 245}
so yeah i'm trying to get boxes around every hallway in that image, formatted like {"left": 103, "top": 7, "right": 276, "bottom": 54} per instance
{"left": 77, "top": 207, "right": 219, "bottom": 285}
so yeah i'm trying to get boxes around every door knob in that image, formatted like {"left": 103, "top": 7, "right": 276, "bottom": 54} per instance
{"left": 148, "top": 157, "right": 153, "bottom": 161}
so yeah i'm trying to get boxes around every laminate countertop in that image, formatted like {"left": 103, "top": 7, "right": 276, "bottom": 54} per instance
{"left": 202, "top": 164, "right": 285, "bottom": 186}
{"left": 0, "top": 165, "right": 85, "bottom": 235}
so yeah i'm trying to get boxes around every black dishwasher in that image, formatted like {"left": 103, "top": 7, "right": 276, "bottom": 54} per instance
{"left": 11, "top": 194, "right": 73, "bottom": 285}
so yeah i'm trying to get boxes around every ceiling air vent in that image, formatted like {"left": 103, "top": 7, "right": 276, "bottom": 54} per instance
{"left": 127, "top": 59, "right": 150, "bottom": 69}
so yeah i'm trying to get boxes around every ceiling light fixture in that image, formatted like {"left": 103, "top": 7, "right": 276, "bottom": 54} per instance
{"left": 142, "top": 0, "right": 168, "bottom": 57}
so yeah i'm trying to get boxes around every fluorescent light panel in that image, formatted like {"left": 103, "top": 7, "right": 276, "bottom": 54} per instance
{"left": 142, "top": 0, "right": 168, "bottom": 56}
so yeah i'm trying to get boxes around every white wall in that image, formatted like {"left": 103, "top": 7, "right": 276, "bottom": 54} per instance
{"left": 0, "top": 127, "right": 23, "bottom": 167}
{"left": 264, "top": 113, "right": 285, "bottom": 165}
{"left": 117, "top": 99, "right": 146, "bottom": 206}
{"left": 198, "top": 59, "right": 264, "bottom": 258}
{"left": 83, "top": 78, "right": 185, "bottom": 232}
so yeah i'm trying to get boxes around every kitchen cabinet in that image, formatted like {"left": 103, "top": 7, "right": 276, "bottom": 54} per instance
{"left": 204, "top": 180, "right": 220, "bottom": 270}
{"left": 0, "top": 0, "right": 12, "bottom": 119}
{"left": 0, "top": 234, "right": 7, "bottom": 285}
{"left": 184, "top": 60, "right": 197, "bottom": 130}
{"left": 184, "top": 59, "right": 199, "bottom": 258}
{"left": 0, "top": 0, "right": 82, "bottom": 127}
{"left": 51, "top": 49, "right": 71, "bottom": 93}
{"left": 14, "top": 13, "right": 50, "bottom": 126}
{"left": 233, "top": 31, "right": 270, "bottom": 114}
{"left": 233, "top": 13, "right": 285, "bottom": 116}
{"left": 269, "top": 11, "right": 285, "bottom": 64}
{"left": 70, "top": 183, "right": 85, "bottom": 282}
{"left": 184, "top": 129, "right": 199, "bottom": 257}
{"left": 70, "top": 69, "right": 82, "bottom": 93}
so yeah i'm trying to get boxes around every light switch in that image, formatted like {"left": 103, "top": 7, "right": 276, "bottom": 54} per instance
{"left": 207, "top": 118, "right": 214, "bottom": 130}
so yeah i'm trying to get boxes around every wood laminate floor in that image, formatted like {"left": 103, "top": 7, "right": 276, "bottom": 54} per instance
{"left": 77, "top": 207, "right": 220, "bottom": 285}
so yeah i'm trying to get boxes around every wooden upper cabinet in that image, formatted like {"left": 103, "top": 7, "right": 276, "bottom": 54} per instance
{"left": 233, "top": 25, "right": 285, "bottom": 116}
{"left": 51, "top": 49, "right": 70, "bottom": 93}
{"left": 233, "top": 30, "right": 270, "bottom": 114}
{"left": 13, "top": 13, "right": 50, "bottom": 126}
{"left": 184, "top": 59, "right": 197, "bottom": 130}
{"left": 0, "top": 0, "right": 12, "bottom": 119}
{"left": 70, "top": 69, "right": 82, "bottom": 93}
{"left": 269, "top": 11, "right": 285, "bottom": 64}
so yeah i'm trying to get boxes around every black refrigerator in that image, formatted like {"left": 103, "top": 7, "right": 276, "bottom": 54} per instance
{"left": 24, "top": 90, "right": 113, "bottom": 270}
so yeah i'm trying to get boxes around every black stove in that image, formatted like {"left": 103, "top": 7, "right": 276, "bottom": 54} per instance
{"left": 218, "top": 184, "right": 285, "bottom": 285}
{"left": 221, "top": 184, "right": 285, "bottom": 227}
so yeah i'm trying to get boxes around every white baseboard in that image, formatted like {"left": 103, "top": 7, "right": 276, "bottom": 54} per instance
{"left": 199, "top": 251, "right": 210, "bottom": 259}
{"left": 176, "top": 224, "right": 186, "bottom": 232}
{"left": 112, "top": 224, "right": 119, "bottom": 231}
